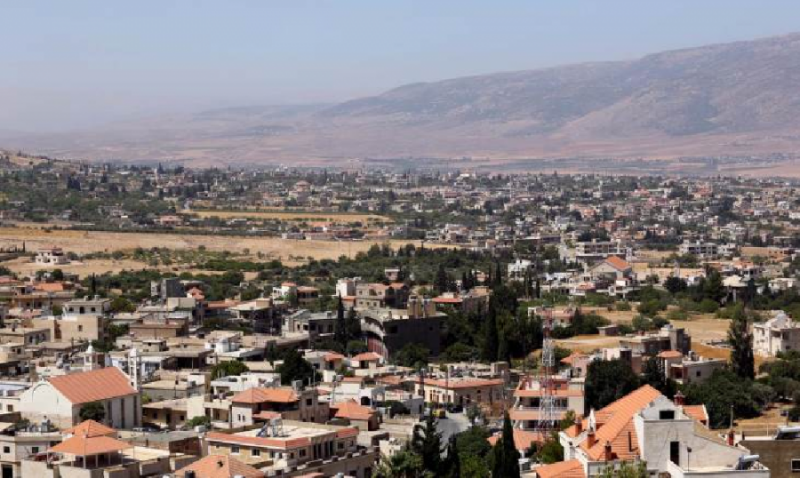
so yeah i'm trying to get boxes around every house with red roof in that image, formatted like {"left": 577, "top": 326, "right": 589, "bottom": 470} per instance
{"left": 18, "top": 367, "right": 140, "bottom": 429}
{"left": 229, "top": 387, "right": 328, "bottom": 428}
{"left": 534, "top": 385, "right": 767, "bottom": 478}
{"left": 204, "top": 420, "right": 376, "bottom": 477}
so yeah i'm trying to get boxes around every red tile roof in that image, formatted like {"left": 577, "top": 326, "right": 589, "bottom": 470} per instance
{"left": 352, "top": 352, "right": 382, "bottom": 362}
{"left": 49, "top": 368, "right": 137, "bottom": 405}
{"left": 333, "top": 400, "right": 376, "bottom": 421}
{"left": 487, "top": 429, "right": 545, "bottom": 452}
{"left": 63, "top": 420, "right": 116, "bottom": 438}
{"left": 580, "top": 385, "right": 661, "bottom": 461}
{"left": 535, "top": 458, "right": 586, "bottom": 478}
{"left": 175, "top": 454, "right": 262, "bottom": 478}
{"left": 230, "top": 387, "right": 298, "bottom": 405}
{"left": 49, "top": 435, "right": 131, "bottom": 457}
{"left": 603, "top": 256, "right": 632, "bottom": 271}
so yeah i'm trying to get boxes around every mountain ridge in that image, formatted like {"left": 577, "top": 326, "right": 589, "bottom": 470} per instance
{"left": 6, "top": 32, "right": 800, "bottom": 170}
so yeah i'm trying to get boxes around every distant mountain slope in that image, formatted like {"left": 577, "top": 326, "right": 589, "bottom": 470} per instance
{"left": 321, "top": 32, "right": 800, "bottom": 138}
{"left": 6, "top": 32, "right": 800, "bottom": 168}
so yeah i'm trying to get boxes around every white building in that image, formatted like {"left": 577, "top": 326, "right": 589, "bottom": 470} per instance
{"left": 34, "top": 247, "right": 69, "bottom": 266}
{"left": 535, "top": 385, "right": 768, "bottom": 478}
{"left": 753, "top": 311, "right": 800, "bottom": 357}
{"left": 18, "top": 367, "right": 141, "bottom": 430}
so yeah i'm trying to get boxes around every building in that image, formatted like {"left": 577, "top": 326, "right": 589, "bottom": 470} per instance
{"left": 619, "top": 325, "right": 691, "bottom": 357}
{"left": 354, "top": 283, "right": 410, "bottom": 309}
{"left": 742, "top": 425, "right": 800, "bottom": 478}
{"left": 34, "top": 247, "right": 69, "bottom": 266}
{"left": 18, "top": 367, "right": 141, "bottom": 429}
{"left": 753, "top": 311, "right": 800, "bottom": 357}
{"left": 175, "top": 454, "right": 262, "bottom": 478}
{"left": 0, "top": 420, "right": 61, "bottom": 478}
{"left": 416, "top": 376, "right": 505, "bottom": 408}
{"left": 535, "top": 385, "right": 767, "bottom": 478}
{"left": 359, "top": 297, "right": 444, "bottom": 358}
{"left": 660, "top": 351, "right": 726, "bottom": 386}
{"left": 204, "top": 419, "right": 377, "bottom": 477}
{"left": 679, "top": 241, "right": 720, "bottom": 259}
{"left": 510, "top": 375, "right": 585, "bottom": 445}
{"left": 229, "top": 387, "right": 328, "bottom": 428}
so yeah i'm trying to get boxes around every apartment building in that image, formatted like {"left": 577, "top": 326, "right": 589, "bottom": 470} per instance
{"left": 205, "top": 419, "right": 376, "bottom": 478}
{"left": 753, "top": 311, "right": 800, "bottom": 357}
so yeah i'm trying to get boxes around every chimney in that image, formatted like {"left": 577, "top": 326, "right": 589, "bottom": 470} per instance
{"left": 586, "top": 429, "right": 596, "bottom": 449}
{"left": 673, "top": 391, "right": 685, "bottom": 406}
{"left": 603, "top": 441, "right": 614, "bottom": 462}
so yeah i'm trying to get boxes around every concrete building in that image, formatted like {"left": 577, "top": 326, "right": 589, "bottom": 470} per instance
{"left": 416, "top": 376, "right": 505, "bottom": 408}
{"left": 511, "top": 375, "right": 585, "bottom": 435}
{"left": 18, "top": 367, "right": 141, "bottom": 429}
{"left": 754, "top": 311, "right": 800, "bottom": 357}
{"left": 204, "top": 420, "right": 376, "bottom": 478}
{"left": 619, "top": 325, "right": 691, "bottom": 357}
{"left": 359, "top": 297, "right": 444, "bottom": 358}
{"left": 536, "top": 385, "right": 768, "bottom": 478}
{"left": 34, "top": 247, "right": 69, "bottom": 266}
{"left": 229, "top": 387, "right": 327, "bottom": 428}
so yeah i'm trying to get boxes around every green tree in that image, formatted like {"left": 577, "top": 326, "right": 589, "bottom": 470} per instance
{"left": 641, "top": 356, "right": 676, "bottom": 398}
{"left": 442, "top": 436, "right": 461, "bottom": 478}
{"left": 598, "top": 461, "right": 649, "bottom": 477}
{"left": 110, "top": 296, "right": 136, "bottom": 313}
{"left": 728, "top": 304, "right": 755, "bottom": 380}
{"left": 536, "top": 432, "right": 564, "bottom": 464}
{"left": 683, "top": 369, "right": 764, "bottom": 428}
{"left": 334, "top": 295, "right": 347, "bottom": 346}
{"left": 277, "top": 349, "right": 319, "bottom": 386}
{"left": 394, "top": 343, "right": 430, "bottom": 369}
{"left": 412, "top": 414, "right": 443, "bottom": 473}
{"left": 185, "top": 416, "right": 211, "bottom": 428}
{"left": 664, "top": 276, "right": 687, "bottom": 295}
{"left": 491, "top": 411, "right": 520, "bottom": 478}
{"left": 210, "top": 360, "right": 249, "bottom": 380}
{"left": 374, "top": 447, "right": 425, "bottom": 478}
{"left": 79, "top": 401, "right": 106, "bottom": 422}
{"left": 585, "top": 359, "right": 641, "bottom": 411}
{"left": 481, "top": 302, "right": 499, "bottom": 362}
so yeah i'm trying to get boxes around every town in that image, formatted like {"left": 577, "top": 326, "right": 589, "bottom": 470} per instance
{"left": 1, "top": 153, "right": 800, "bottom": 477}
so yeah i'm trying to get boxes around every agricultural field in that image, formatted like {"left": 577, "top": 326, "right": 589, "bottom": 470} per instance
{"left": 0, "top": 226, "right": 442, "bottom": 274}
{"left": 183, "top": 209, "right": 391, "bottom": 224}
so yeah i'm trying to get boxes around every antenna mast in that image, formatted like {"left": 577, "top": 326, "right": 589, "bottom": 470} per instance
{"left": 536, "top": 307, "right": 558, "bottom": 436}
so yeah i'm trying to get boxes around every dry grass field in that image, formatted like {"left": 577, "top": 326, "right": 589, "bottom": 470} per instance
{"left": 184, "top": 209, "right": 391, "bottom": 223}
{"left": 0, "top": 226, "right": 445, "bottom": 270}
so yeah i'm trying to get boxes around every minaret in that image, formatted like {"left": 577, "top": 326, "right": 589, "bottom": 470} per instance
{"left": 129, "top": 347, "right": 141, "bottom": 390}
{"left": 83, "top": 344, "right": 99, "bottom": 371}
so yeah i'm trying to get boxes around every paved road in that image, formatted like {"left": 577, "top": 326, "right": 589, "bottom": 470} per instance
{"left": 436, "top": 411, "right": 471, "bottom": 443}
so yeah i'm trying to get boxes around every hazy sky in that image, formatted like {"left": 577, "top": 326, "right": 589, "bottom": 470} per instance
{"left": 3, "top": 0, "right": 800, "bottom": 132}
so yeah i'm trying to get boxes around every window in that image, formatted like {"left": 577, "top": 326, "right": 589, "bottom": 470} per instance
{"left": 300, "top": 449, "right": 306, "bottom": 457}
{"left": 31, "top": 447, "right": 39, "bottom": 454}
{"left": 696, "top": 370, "right": 701, "bottom": 377}
{"left": 78, "top": 325, "right": 83, "bottom": 332}
{"left": 670, "top": 441, "right": 680, "bottom": 466}
{"left": 6, "top": 405, "right": 12, "bottom": 412}
{"left": 791, "top": 459, "right": 800, "bottom": 472}
{"left": 231, "top": 446, "right": 240, "bottom": 454}
{"left": 660, "top": 410, "right": 675, "bottom": 420}
{"left": 306, "top": 398, "right": 313, "bottom": 406}
{"left": 2, "top": 447, "right": 8, "bottom": 454}
{"left": 252, "top": 449, "right": 261, "bottom": 457}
